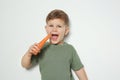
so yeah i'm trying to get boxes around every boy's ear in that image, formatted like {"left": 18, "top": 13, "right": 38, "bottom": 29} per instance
{"left": 45, "top": 25, "right": 47, "bottom": 30}
{"left": 65, "top": 27, "right": 69, "bottom": 36}
{"left": 45, "top": 25, "right": 47, "bottom": 28}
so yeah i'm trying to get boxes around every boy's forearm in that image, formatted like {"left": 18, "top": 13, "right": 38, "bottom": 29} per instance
{"left": 21, "top": 52, "right": 32, "bottom": 69}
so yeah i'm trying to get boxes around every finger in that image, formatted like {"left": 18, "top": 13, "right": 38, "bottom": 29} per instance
{"left": 29, "top": 43, "right": 40, "bottom": 55}
{"left": 30, "top": 48, "right": 38, "bottom": 55}
{"left": 33, "top": 44, "right": 40, "bottom": 51}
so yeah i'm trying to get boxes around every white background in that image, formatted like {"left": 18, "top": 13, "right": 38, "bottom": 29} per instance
{"left": 0, "top": 0, "right": 120, "bottom": 80}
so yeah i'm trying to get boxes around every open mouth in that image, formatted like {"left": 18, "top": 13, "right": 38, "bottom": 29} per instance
{"left": 51, "top": 34, "right": 59, "bottom": 41}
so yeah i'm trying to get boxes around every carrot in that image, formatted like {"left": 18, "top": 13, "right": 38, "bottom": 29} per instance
{"left": 33, "top": 34, "right": 51, "bottom": 55}
{"left": 38, "top": 34, "right": 51, "bottom": 49}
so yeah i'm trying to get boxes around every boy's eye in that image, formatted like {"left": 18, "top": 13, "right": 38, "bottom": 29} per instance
{"left": 49, "top": 25, "right": 53, "bottom": 27}
{"left": 57, "top": 25, "right": 62, "bottom": 28}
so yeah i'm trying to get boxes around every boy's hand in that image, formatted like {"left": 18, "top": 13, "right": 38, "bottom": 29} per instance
{"left": 28, "top": 43, "right": 40, "bottom": 55}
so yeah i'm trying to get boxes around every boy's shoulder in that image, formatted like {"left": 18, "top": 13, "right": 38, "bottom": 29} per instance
{"left": 64, "top": 42, "right": 75, "bottom": 50}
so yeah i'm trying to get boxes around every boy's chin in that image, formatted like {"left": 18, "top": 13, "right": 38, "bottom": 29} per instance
{"left": 50, "top": 40, "right": 63, "bottom": 45}
{"left": 50, "top": 41, "right": 59, "bottom": 45}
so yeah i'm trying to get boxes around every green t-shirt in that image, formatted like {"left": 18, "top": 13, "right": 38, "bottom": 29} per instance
{"left": 31, "top": 42, "right": 83, "bottom": 80}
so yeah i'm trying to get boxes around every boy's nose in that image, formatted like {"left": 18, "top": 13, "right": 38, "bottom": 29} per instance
{"left": 52, "top": 27, "right": 57, "bottom": 32}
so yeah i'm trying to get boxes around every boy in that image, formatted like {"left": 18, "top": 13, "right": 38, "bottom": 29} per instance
{"left": 21, "top": 9, "right": 88, "bottom": 80}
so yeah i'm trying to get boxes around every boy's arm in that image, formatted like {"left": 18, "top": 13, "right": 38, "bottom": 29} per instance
{"left": 21, "top": 43, "right": 40, "bottom": 69}
{"left": 75, "top": 68, "right": 88, "bottom": 80}
{"left": 21, "top": 52, "right": 33, "bottom": 69}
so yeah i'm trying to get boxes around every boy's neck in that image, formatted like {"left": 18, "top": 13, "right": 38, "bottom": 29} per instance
{"left": 50, "top": 41, "right": 64, "bottom": 45}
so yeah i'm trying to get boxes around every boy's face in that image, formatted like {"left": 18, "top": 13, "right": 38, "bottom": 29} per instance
{"left": 45, "top": 19, "right": 69, "bottom": 44}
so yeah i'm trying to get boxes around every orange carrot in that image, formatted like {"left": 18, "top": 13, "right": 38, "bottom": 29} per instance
{"left": 33, "top": 34, "right": 51, "bottom": 55}
{"left": 38, "top": 34, "right": 51, "bottom": 49}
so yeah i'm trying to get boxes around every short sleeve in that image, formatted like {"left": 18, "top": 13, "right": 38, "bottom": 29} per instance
{"left": 31, "top": 55, "right": 39, "bottom": 65}
{"left": 70, "top": 47, "right": 84, "bottom": 71}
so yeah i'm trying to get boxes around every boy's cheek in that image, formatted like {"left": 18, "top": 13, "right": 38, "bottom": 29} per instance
{"left": 46, "top": 29, "right": 51, "bottom": 34}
